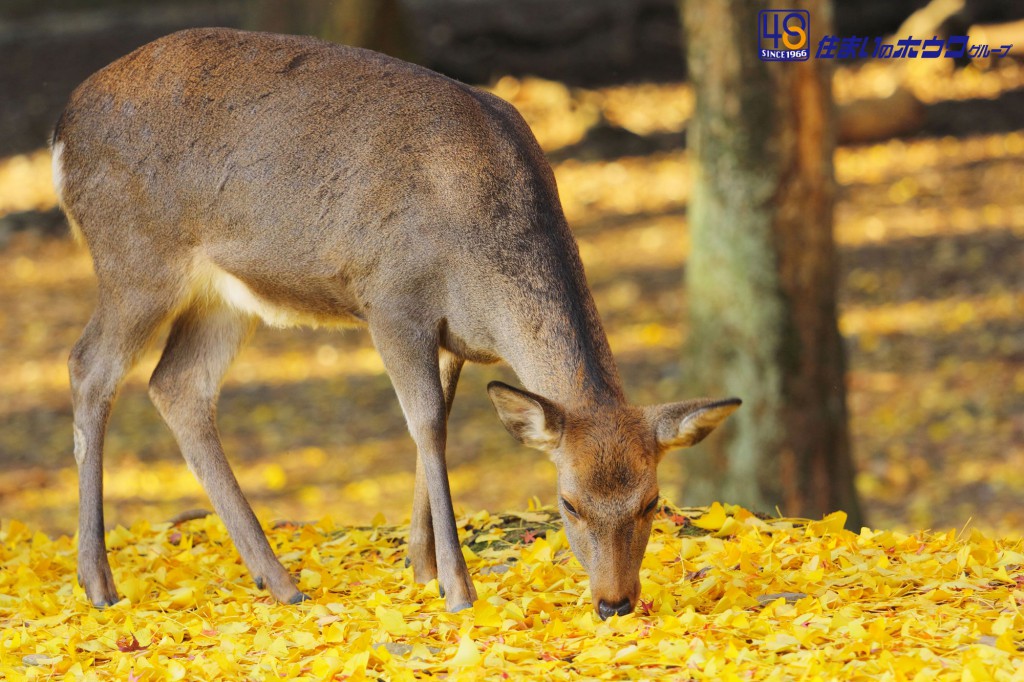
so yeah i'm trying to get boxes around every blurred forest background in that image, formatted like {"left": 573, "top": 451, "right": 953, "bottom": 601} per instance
{"left": 1, "top": 0, "right": 1022, "bottom": 539}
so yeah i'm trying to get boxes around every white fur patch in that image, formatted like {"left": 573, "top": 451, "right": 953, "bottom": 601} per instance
{"left": 190, "top": 258, "right": 339, "bottom": 329}
{"left": 52, "top": 140, "right": 87, "bottom": 245}
{"left": 72, "top": 424, "right": 86, "bottom": 466}
{"left": 51, "top": 141, "right": 65, "bottom": 199}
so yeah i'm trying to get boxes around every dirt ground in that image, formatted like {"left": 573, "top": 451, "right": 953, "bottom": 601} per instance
{"left": 0, "top": 27, "right": 1021, "bottom": 539}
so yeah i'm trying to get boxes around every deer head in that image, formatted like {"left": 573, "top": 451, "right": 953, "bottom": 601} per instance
{"left": 488, "top": 382, "right": 740, "bottom": 619}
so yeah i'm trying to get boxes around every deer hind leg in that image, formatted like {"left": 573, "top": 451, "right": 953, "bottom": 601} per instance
{"left": 148, "top": 302, "right": 306, "bottom": 604}
{"left": 408, "top": 348, "right": 464, "bottom": 585}
{"left": 70, "top": 292, "right": 174, "bottom": 607}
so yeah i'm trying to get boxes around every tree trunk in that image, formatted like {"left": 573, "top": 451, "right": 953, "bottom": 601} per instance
{"left": 244, "top": 0, "right": 416, "bottom": 62}
{"left": 680, "top": 0, "right": 864, "bottom": 529}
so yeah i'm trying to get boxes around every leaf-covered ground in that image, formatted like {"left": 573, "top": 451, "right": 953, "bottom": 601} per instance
{"left": 2, "top": 504, "right": 1022, "bottom": 680}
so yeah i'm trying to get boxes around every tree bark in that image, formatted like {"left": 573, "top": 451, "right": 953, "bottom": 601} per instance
{"left": 681, "top": 0, "right": 864, "bottom": 529}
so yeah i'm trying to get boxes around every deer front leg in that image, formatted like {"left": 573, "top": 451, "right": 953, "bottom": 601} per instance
{"left": 411, "top": 415, "right": 476, "bottom": 611}
{"left": 373, "top": 325, "right": 476, "bottom": 612}
{"left": 408, "top": 349, "right": 464, "bottom": 585}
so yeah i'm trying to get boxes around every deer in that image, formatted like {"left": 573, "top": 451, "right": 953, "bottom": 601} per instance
{"left": 53, "top": 28, "right": 740, "bottom": 620}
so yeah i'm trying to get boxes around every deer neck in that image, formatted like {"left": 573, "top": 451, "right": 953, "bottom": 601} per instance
{"left": 499, "top": 284, "right": 627, "bottom": 413}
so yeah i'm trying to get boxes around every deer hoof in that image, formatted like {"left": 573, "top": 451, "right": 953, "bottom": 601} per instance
{"left": 288, "top": 592, "right": 311, "bottom": 604}
{"left": 92, "top": 595, "right": 121, "bottom": 609}
{"left": 84, "top": 577, "right": 120, "bottom": 608}
{"left": 446, "top": 601, "right": 473, "bottom": 613}
{"left": 80, "top": 564, "right": 120, "bottom": 607}
{"left": 85, "top": 585, "right": 121, "bottom": 608}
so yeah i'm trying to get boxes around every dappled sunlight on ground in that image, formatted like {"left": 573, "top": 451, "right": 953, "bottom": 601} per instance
{"left": 836, "top": 53, "right": 1024, "bottom": 104}
{"left": 557, "top": 155, "right": 690, "bottom": 226}
{"left": 0, "top": 59, "right": 1021, "bottom": 540}
{"left": 0, "top": 149, "right": 54, "bottom": 215}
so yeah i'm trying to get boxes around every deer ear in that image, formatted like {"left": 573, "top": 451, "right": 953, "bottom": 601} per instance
{"left": 487, "top": 381, "right": 564, "bottom": 452}
{"left": 649, "top": 398, "right": 741, "bottom": 451}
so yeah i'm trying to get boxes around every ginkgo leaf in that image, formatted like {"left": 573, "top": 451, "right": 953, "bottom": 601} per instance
{"left": 691, "top": 502, "right": 727, "bottom": 530}
{"left": 450, "top": 635, "right": 482, "bottom": 667}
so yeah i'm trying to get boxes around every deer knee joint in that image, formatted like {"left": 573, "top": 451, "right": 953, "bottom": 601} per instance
{"left": 405, "top": 405, "right": 447, "bottom": 448}
{"left": 67, "top": 346, "right": 86, "bottom": 387}
{"left": 147, "top": 374, "right": 170, "bottom": 414}
{"left": 147, "top": 370, "right": 184, "bottom": 421}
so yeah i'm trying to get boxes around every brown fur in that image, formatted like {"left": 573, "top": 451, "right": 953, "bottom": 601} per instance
{"left": 55, "top": 28, "right": 739, "bottom": 616}
{"left": 488, "top": 384, "right": 740, "bottom": 616}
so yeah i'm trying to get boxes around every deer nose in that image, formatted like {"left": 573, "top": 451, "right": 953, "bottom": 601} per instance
{"left": 597, "top": 597, "right": 633, "bottom": 620}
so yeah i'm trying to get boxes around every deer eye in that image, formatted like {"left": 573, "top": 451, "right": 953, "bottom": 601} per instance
{"left": 643, "top": 496, "right": 660, "bottom": 516}
{"left": 560, "top": 497, "right": 580, "bottom": 518}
